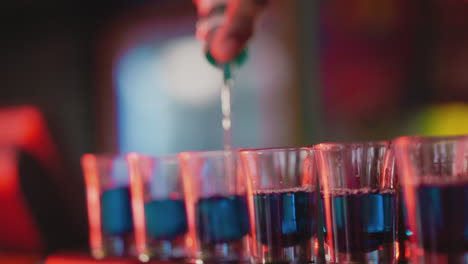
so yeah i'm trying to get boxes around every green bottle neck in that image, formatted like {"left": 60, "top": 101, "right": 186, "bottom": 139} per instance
{"left": 205, "top": 49, "right": 248, "bottom": 69}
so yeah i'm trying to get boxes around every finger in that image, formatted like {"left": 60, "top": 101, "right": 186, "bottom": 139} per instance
{"left": 209, "top": 0, "right": 267, "bottom": 63}
{"left": 209, "top": 15, "right": 253, "bottom": 63}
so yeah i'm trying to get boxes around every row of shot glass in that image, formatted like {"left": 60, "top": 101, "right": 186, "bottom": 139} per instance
{"left": 82, "top": 135, "right": 468, "bottom": 264}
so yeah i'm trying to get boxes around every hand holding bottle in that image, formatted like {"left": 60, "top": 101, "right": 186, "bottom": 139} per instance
{"left": 194, "top": 0, "right": 267, "bottom": 63}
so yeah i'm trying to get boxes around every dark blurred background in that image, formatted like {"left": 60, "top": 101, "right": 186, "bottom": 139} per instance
{"left": 0, "top": 0, "right": 466, "bottom": 256}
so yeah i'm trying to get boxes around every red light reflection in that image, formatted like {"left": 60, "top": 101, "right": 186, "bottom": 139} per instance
{"left": 241, "top": 153, "right": 258, "bottom": 257}
{"left": 127, "top": 153, "right": 147, "bottom": 257}
{"left": 179, "top": 153, "right": 198, "bottom": 256}
{"left": 81, "top": 154, "right": 103, "bottom": 258}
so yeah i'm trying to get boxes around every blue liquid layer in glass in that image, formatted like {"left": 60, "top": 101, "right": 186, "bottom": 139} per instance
{"left": 397, "top": 190, "right": 410, "bottom": 261}
{"left": 254, "top": 190, "right": 316, "bottom": 248}
{"left": 416, "top": 183, "right": 468, "bottom": 254}
{"left": 144, "top": 198, "right": 188, "bottom": 240}
{"left": 322, "top": 190, "right": 396, "bottom": 253}
{"left": 101, "top": 186, "right": 134, "bottom": 235}
{"left": 196, "top": 195, "right": 249, "bottom": 244}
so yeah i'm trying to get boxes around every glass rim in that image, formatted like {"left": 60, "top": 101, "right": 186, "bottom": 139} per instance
{"left": 80, "top": 153, "right": 129, "bottom": 167}
{"left": 393, "top": 134, "right": 468, "bottom": 149}
{"left": 178, "top": 149, "right": 238, "bottom": 158}
{"left": 81, "top": 153, "right": 126, "bottom": 159}
{"left": 314, "top": 140, "right": 390, "bottom": 152}
{"left": 82, "top": 153, "right": 181, "bottom": 166}
{"left": 239, "top": 146, "right": 312, "bottom": 155}
{"left": 126, "top": 152, "right": 179, "bottom": 163}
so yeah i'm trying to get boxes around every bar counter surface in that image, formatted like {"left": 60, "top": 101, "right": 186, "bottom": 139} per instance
{"left": 45, "top": 253, "right": 180, "bottom": 264}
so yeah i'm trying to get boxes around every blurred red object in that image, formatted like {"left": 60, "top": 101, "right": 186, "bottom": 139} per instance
{"left": 0, "top": 106, "right": 59, "bottom": 174}
{"left": 45, "top": 252, "right": 177, "bottom": 264}
{"left": 0, "top": 253, "right": 41, "bottom": 264}
{"left": 0, "top": 147, "right": 42, "bottom": 251}
{"left": 0, "top": 106, "right": 62, "bottom": 252}
{"left": 46, "top": 253, "right": 139, "bottom": 264}
{"left": 319, "top": 0, "right": 412, "bottom": 121}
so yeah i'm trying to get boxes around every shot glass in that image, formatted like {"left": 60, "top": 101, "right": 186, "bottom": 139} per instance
{"left": 315, "top": 141, "right": 397, "bottom": 264}
{"left": 81, "top": 154, "right": 135, "bottom": 259}
{"left": 179, "top": 150, "right": 250, "bottom": 263}
{"left": 393, "top": 135, "right": 468, "bottom": 264}
{"left": 127, "top": 153, "right": 190, "bottom": 262}
{"left": 240, "top": 147, "right": 317, "bottom": 264}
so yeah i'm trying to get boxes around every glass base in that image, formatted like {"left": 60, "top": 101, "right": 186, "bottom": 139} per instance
{"left": 139, "top": 236, "right": 188, "bottom": 262}
{"left": 91, "top": 233, "right": 136, "bottom": 259}
{"left": 192, "top": 238, "right": 248, "bottom": 263}
{"left": 325, "top": 242, "right": 396, "bottom": 264}
{"left": 407, "top": 244, "right": 468, "bottom": 264}
{"left": 252, "top": 239, "right": 317, "bottom": 264}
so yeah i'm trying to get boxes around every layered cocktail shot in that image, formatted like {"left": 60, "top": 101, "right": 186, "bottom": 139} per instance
{"left": 315, "top": 142, "right": 397, "bottom": 264}
{"left": 127, "top": 153, "right": 189, "bottom": 262}
{"left": 81, "top": 154, "right": 135, "bottom": 259}
{"left": 394, "top": 135, "right": 468, "bottom": 264}
{"left": 241, "top": 147, "right": 317, "bottom": 264}
{"left": 180, "top": 150, "right": 250, "bottom": 263}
